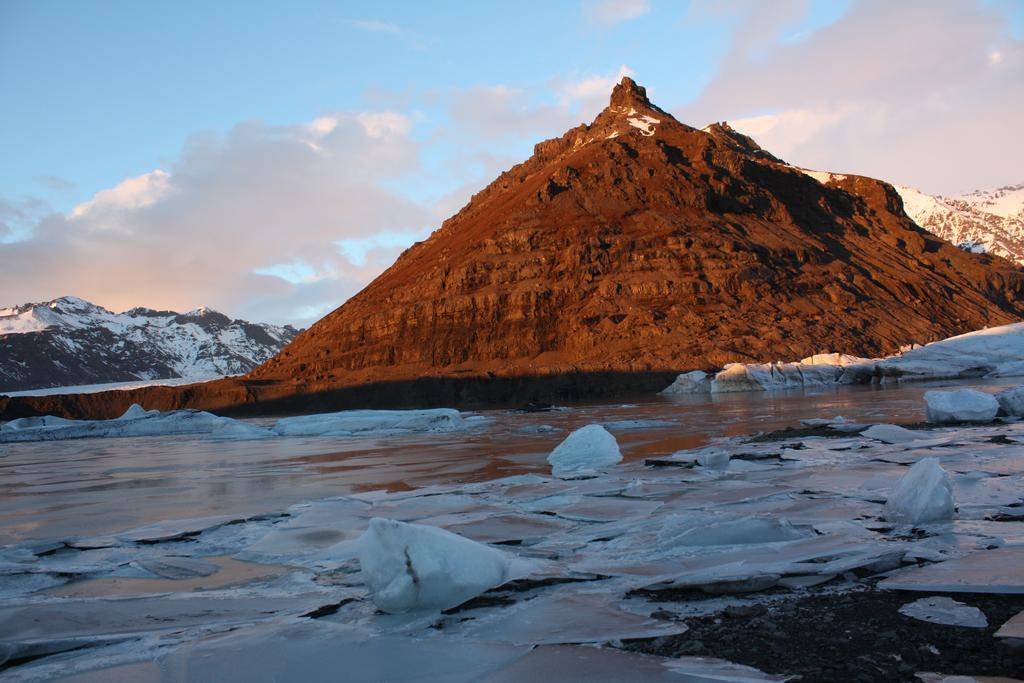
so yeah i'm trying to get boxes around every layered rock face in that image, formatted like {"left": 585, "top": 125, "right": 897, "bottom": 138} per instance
{"left": 253, "top": 78, "right": 1024, "bottom": 386}
{"left": 4, "top": 78, "right": 1024, "bottom": 418}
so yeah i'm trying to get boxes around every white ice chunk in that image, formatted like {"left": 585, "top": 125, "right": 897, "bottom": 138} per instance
{"left": 547, "top": 424, "right": 622, "bottom": 476}
{"left": 698, "top": 448, "right": 731, "bottom": 469}
{"left": 883, "top": 458, "right": 954, "bottom": 525}
{"left": 924, "top": 389, "right": 999, "bottom": 424}
{"left": 659, "top": 370, "right": 711, "bottom": 394}
{"left": 273, "top": 409, "right": 468, "bottom": 437}
{"left": 117, "top": 403, "right": 155, "bottom": 420}
{"left": 357, "top": 518, "right": 520, "bottom": 613}
{"left": 898, "top": 596, "right": 988, "bottom": 628}
{"left": 861, "top": 424, "right": 926, "bottom": 444}
{"left": 996, "top": 386, "right": 1024, "bottom": 417}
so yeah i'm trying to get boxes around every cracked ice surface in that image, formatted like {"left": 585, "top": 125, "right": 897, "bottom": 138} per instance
{"left": 3, "top": 382, "right": 1024, "bottom": 679}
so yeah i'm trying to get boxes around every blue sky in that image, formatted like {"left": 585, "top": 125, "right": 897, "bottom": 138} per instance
{"left": 1, "top": 0, "right": 1022, "bottom": 324}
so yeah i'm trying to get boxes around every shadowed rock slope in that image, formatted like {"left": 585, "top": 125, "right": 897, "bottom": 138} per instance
{"left": 4, "top": 77, "right": 1024, "bottom": 418}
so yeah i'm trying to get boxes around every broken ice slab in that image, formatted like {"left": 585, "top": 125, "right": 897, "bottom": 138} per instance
{"left": 443, "top": 513, "right": 578, "bottom": 544}
{"left": 271, "top": 408, "right": 472, "bottom": 436}
{"left": 664, "top": 656, "right": 794, "bottom": 682}
{"left": 0, "top": 409, "right": 243, "bottom": 443}
{"left": 160, "top": 620, "right": 530, "bottom": 683}
{"left": 480, "top": 645, "right": 791, "bottom": 683}
{"left": 450, "top": 591, "right": 687, "bottom": 645}
{"left": 549, "top": 497, "right": 664, "bottom": 523}
{"left": 898, "top": 596, "right": 988, "bottom": 628}
{"left": 880, "top": 547, "right": 1024, "bottom": 594}
{"left": 0, "top": 592, "right": 334, "bottom": 643}
{"left": 995, "top": 609, "right": 1024, "bottom": 638}
{"left": 862, "top": 423, "right": 928, "bottom": 444}
{"left": 114, "top": 514, "right": 244, "bottom": 543}
{"left": 133, "top": 555, "right": 219, "bottom": 579}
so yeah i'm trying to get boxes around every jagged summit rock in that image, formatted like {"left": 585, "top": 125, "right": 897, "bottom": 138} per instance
{"left": 608, "top": 76, "right": 656, "bottom": 110}
{"left": 4, "top": 79, "right": 1024, "bottom": 418}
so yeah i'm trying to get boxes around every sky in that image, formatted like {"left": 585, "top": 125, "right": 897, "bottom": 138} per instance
{"left": 1, "top": 0, "right": 1022, "bottom": 326}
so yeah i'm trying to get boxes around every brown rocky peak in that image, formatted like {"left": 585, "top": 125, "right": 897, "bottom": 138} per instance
{"left": 609, "top": 76, "right": 655, "bottom": 111}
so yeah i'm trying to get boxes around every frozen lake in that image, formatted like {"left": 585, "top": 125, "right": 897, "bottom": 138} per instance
{"left": 0, "top": 379, "right": 994, "bottom": 546}
{"left": 2, "top": 377, "right": 1023, "bottom": 681}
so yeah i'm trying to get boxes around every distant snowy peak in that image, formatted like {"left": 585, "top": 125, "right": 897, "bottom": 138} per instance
{"left": 796, "top": 169, "right": 1024, "bottom": 266}
{"left": 0, "top": 296, "right": 300, "bottom": 392}
{"left": 893, "top": 183, "right": 1024, "bottom": 265}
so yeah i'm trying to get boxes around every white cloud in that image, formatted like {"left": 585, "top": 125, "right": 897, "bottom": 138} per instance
{"left": 69, "top": 169, "right": 172, "bottom": 228}
{"left": 356, "top": 111, "right": 412, "bottom": 138}
{"left": 680, "top": 0, "right": 1024, "bottom": 195}
{"left": 0, "top": 113, "right": 430, "bottom": 325}
{"left": 584, "top": 0, "right": 651, "bottom": 27}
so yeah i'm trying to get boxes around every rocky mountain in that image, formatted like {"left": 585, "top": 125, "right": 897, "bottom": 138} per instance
{"left": 892, "top": 183, "right": 1024, "bottom": 265}
{"left": 4, "top": 77, "right": 1024, "bottom": 418}
{"left": 0, "top": 296, "right": 299, "bottom": 392}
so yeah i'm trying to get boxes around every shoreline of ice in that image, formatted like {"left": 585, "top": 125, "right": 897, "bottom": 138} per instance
{"left": 661, "top": 322, "right": 1024, "bottom": 395}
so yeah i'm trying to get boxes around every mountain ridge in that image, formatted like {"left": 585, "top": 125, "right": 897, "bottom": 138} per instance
{"left": 4, "top": 77, "right": 1024, "bottom": 418}
{"left": 0, "top": 296, "right": 299, "bottom": 392}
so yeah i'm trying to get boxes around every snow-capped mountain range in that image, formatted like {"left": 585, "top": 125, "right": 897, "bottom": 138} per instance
{"left": 798, "top": 170, "right": 1024, "bottom": 265}
{"left": 893, "top": 183, "right": 1024, "bottom": 264}
{"left": 0, "top": 296, "right": 299, "bottom": 392}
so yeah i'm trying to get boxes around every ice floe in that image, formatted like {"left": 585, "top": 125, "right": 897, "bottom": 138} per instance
{"left": 880, "top": 547, "right": 1024, "bottom": 593}
{"left": 662, "top": 321, "right": 1024, "bottom": 393}
{"left": 547, "top": 424, "right": 622, "bottom": 475}
{"left": 925, "top": 389, "right": 999, "bottom": 423}
{"left": 658, "top": 370, "right": 710, "bottom": 394}
{"left": 883, "top": 458, "right": 955, "bottom": 525}
{"left": 861, "top": 423, "right": 926, "bottom": 444}
{"left": 0, "top": 406, "right": 479, "bottom": 442}
{"left": 996, "top": 385, "right": 1024, "bottom": 417}
{"left": 898, "top": 596, "right": 988, "bottom": 628}
{"left": 273, "top": 408, "right": 469, "bottom": 437}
